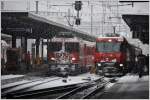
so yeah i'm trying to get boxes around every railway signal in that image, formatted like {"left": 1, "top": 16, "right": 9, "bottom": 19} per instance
{"left": 75, "top": 18, "right": 81, "bottom": 25}
{"left": 75, "top": 1, "right": 82, "bottom": 11}
{"left": 74, "top": 1, "right": 82, "bottom": 25}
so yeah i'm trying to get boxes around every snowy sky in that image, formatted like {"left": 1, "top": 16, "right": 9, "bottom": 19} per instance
{"left": 2, "top": 0, "right": 148, "bottom": 36}
{"left": 2, "top": 0, "right": 149, "bottom": 55}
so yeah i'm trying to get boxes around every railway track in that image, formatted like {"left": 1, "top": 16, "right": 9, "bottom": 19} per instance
{"left": 57, "top": 77, "right": 108, "bottom": 99}
{"left": 82, "top": 82, "right": 107, "bottom": 99}
{"left": 4, "top": 84, "right": 79, "bottom": 99}
{"left": 2, "top": 77, "right": 62, "bottom": 98}
{"left": 2, "top": 76, "right": 56, "bottom": 91}
{"left": 2, "top": 76, "right": 114, "bottom": 99}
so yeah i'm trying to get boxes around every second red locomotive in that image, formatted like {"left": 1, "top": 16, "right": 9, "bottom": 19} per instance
{"left": 94, "top": 36, "right": 142, "bottom": 76}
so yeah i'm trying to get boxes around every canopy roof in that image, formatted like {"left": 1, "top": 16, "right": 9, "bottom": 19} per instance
{"left": 122, "top": 14, "right": 149, "bottom": 44}
{"left": 2, "top": 12, "right": 96, "bottom": 42}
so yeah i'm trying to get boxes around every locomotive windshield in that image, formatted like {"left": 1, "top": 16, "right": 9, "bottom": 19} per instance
{"left": 48, "top": 42, "right": 62, "bottom": 52}
{"left": 96, "top": 42, "right": 121, "bottom": 52}
{"left": 65, "top": 42, "right": 79, "bottom": 53}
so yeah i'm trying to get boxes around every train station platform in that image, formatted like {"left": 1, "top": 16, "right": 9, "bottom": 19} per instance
{"left": 100, "top": 75, "right": 149, "bottom": 99}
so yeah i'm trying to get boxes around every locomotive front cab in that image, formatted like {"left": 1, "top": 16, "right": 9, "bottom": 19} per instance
{"left": 47, "top": 37, "right": 81, "bottom": 76}
{"left": 95, "top": 37, "right": 127, "bottom": 76}
{"left": 65, "top": 42, "right": 80, "bottom": 75}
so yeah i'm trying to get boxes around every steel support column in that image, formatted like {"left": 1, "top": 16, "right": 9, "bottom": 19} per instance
{"left": 41, "top": 39, "right": 43, "bottom": 60}
{"left": 12, "top": 36, "right": 16, "bottom": 48}
{"left": 25, "top": 37, "right": 27, "bottom": 54}
{"left": 36, "top": 38, "right": 40, "bottom": 57}
{"left": 47, "top": 38, "right": 49, "bottom": 61}
{"left": 21, "top": 37, "right": 27, "bottom": 54}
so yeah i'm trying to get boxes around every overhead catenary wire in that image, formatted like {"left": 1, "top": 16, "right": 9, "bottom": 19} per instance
{"left": 24, "top": 0, "right": 131, "bottom": 36}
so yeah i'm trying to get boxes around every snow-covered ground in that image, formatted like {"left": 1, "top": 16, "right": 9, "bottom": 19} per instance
{"left": 1, "top": 76, "right": 57, "bottom": 89}
{"left": 2, "top": 80, "right": 30, "bottom": 89}
{"left": 2, "top": 73, "right": 102, "bottom": 94}
{"left": 3, "top": 77, "right": 61, "bottom": 94}
{"left": 1, "top": 75, "right": 24, "bottom": 80}
{"left": 1, "top": 75, "right": 47, "bottom": 85}
{"left": 23, "top": 73, "right": 100, "bottom": 91}
{"left": 104, "top": 74, "right": 149, "bottom": 89}
{"left": 3, "top": 72, "right": 148, "bottom": 96}
{"left": 118, "top": 74, "right": 149, "bottom": 83}
{"left": 16, "top": 73, "right": 101, "bottom": 92}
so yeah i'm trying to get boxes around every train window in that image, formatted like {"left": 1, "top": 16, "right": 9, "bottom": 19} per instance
{"left": 96, "top": 42, "right": 121, "bottom": 52}
{"left": 48, "top": 42, "right": 62, "bottom": 52}
{"left": 65, "top": 42, "right": 79, "bottom": 53}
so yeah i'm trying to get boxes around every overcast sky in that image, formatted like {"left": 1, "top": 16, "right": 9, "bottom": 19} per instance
{"left": 2, "top": 0, "right": 149, "bottom": 55}
{"left": 2, "top": 0, "right": 148, "bottom": 36}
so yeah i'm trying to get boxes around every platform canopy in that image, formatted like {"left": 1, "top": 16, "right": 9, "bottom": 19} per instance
{"left": 1, "top": 12, "right": 96, "bottom": 42}
{"left": 122, "top": 14, "right": 149, "bottom": 44}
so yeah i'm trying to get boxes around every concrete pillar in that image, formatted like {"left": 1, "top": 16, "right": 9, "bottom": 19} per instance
{"left": 12, "top": 36, "right": 16, "bottom": 48}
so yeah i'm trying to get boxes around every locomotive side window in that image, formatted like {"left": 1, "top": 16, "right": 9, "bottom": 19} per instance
{"left": 48, "top": 42, "right": 62, "bottom": 52}
{"left": 96, "top": 42, "right": 121, "bottom": 52}
{"left": 65, "top": 42, "right": 79, "bottom": 53}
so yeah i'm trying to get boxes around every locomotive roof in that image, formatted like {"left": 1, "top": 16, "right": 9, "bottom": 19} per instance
{"left": 96, "top": 36, "right": 129, "bottom": 44}
{"left": 51, "top": 37, "right": 79, "bottom": 42}
{"left": 82, "top": 40, "right": 95, "bottom": 46}
{"left": 97, "top": 36, "right": 126, "bottom": 40}
{"left": 97, "top": 36, "right": 124, "bottom": 39}
{"left": 51, "top": 36, "right": 95, "bottom": 46}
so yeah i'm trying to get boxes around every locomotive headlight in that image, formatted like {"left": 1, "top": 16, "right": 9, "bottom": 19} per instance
{"left": 119, "top": 64, "right": 123, "bottom": 66}
{"left": 112, "top": 59, "right": 117, "bottom": 62}
{"left": 97, "top": 63, "right": 101, "bottom": 66}
{"left": 108, "top": 39, "right": 112, "bottom": 42}
{"left": 51, "top": 57, "right": 55, "bottom": 60}
{"left": 72, "top": 57, "right": 76, "bottom": 61}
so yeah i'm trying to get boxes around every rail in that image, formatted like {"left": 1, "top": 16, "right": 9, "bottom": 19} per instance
{"left": 82, "top": 82, "right": 108, "bottom": 99}
{"left": 2, "top": 76, "right": 56, "bottom": 91}
{"left": 2, "top": 77, "right": 62, "bottom": 97}
{"left": 6, "top": 84, "right": 79, "bottom": 99}
{"left": 2, "top": 76, "right": 107, "bottom": 99}
{"left": 57, "top": 77, "right": 106, "bottom": 99}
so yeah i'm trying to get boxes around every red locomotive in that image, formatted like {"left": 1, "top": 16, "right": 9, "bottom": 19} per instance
{"left": 47, "top": 34, "right": 95, "bottom": 76}
{"left": 94, "top": 36, "right": 142, "bottom": 76}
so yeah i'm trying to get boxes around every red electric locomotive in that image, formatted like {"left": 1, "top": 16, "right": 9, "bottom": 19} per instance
{"left": 94, "top": 36, "right": 142, "bottom": 76}
{"left": 47, "top": 34, "right": 95, "bottom": 76}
